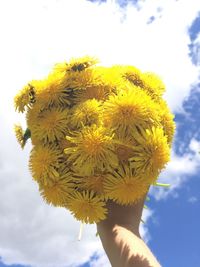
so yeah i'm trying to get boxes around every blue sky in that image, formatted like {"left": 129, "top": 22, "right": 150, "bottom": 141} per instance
{"left": 0, "top": 261, "right": 26, "bottom": 267}
{"left": 0, "top": 0, "right": 200, "bottom": 267}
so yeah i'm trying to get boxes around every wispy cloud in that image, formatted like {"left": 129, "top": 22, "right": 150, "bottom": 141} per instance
{"left": 188, "top": 196, "right": 198, "bottom": 204}
{"left": 189, "top": 33, "right": 200, "bottom": 66}
{"left": 188, "top": 11, "right": 200, "bottom": 66}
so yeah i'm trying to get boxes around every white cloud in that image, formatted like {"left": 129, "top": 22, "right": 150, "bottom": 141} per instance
{"left": 140, "top": 208, "right": 153, "bottom": 243}
{"left": 190, "top": 32, "right": 200, "bottom": 65}
{"left": 189, "top": 138, "right": 200, "bottom": 153}
{"left": 0, "top": 0, "right": 200, "bottom": 266}
{"left": 188, "top": 196, "right": 198, "bottom": 204}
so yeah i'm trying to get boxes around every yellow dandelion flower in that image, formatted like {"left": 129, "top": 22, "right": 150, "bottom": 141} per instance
{"left": 70, "top": 67, "right": 116, "bottom": 104}
{"left": 159, "top": 100, "right": 176, "bottom": 145}
{"left": 39, "top": 169, "right": 75, "bottom": 207}
{"left": 103, "top": 164, "right": 149, "bottom": 205}
{"left": 52, "top": 62, "right": 68, "bottom": 74}
{"left": 33, "top": 72, "right": 71, "bottom": 108}
{"left": 58, "top": 137, "right": 76, "bottom": 152}
{"left": 74, "top": 173, "right": 106, "bottom": 196}
{"left": 50, "top": 56, "right": 98, "bottom": 90}
{"left": 142, "top": 72, "right": 166, "bottom": 99}
{"left": 73, "top": 84, "right": 112, "bottom": 103}
{"left": 30, "top": 108, "right": 69, "bottom": 143}
{"left": 161, "top": 113, "right": 176, "bottom": 145}
{"left": 54, "top": 68, "right": 104, "bottom": 105}
{"left": 64, "top": 125, "right": 118, "bottom": 175}
{"left": 14, "top": 124, "right": 28, "bottom": 148}
{"left": 103, "top": 87, "right": 160, "bottom": 137}
{"left": 69, "top": 99, "right": 103, "bottom": 129}
{"left": 129, "top": 126, "right": 170, "bottom": 182}
{"left": 14, "top": 84, "right": 35, "bottom": 112}
{"left": 71, "top": 73, "right": 112, "bottom": 104}
{"left": 64, "top": 68, "right": 94, "bottom": 90}
{"left": 114, "top": 132, "right": 137, "bottom": 163}
{"left": 67, "top": 56, "right": 98, "bottom": 72}
{"left": 121, "top": 65, "right": 144, "bottom": 88}
{"left": 26, "top": 103, "right": 43, "bottom": 130}
{"left": 67, "top": 190, "right": 107, "bottom": 223}
{"left": 115, "top": 142, "right": 135, "bottom": 163}
{"left": 116, "top": 145, "right": 132, "bottom": 162}
{"left": 94, "top": 66, "right": 123, "bottom": 90}
{"left": 29, "top": 144, "right": 64, "bottom": 184}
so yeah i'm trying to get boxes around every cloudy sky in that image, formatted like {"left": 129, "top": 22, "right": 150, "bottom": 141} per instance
{"left": 0, "top": 0, "right": 200, "bottom": 266}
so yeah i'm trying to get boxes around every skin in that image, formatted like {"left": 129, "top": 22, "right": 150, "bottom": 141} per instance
{"left": 96, "top": 197, "right": 161, "bottom": 267}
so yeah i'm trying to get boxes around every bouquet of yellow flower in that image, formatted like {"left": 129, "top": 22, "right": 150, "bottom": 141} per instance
{"left": 14, "top": 56, "right": 175, "bottom": 224}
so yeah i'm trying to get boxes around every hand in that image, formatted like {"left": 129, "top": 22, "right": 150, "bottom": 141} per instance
{"left": 97, "top": 197, "right": 146, "bottom": 237}
{"left": 96, "top": 195, "right": 161, "bottom": 267}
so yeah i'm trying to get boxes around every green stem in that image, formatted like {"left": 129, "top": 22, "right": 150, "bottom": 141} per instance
{"left": 155, "top": 182, "right": 170, "bottom": 188}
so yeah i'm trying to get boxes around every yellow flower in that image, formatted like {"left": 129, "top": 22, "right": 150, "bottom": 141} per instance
{"left": 71, "top": 73, "right": 113, "bottom": 104}
{"left": 103, "top": 164, "right": 149, "bottom": 205}
{"left": 14, "top": 124, "right": 25, "bottom": 148}
{"left": 39, "top": 169, "right": 75, "bottom": 207}
{"left": 52, "top": 62, "right": 68, "bottom": 74}
{"left": 69, "top": 66, "right": 118, "bottom": 104}
{"left": 73, "top": 84, "right": 111, "bottom": 104}
{"left": 161, "top": 113, "right": 176, "bottom": 146}
{"left": 63, "top": 68, "right": 94, "bottom": 90}
{"left": 50, "top": 68, "right": 106, "bottom": 105}
{"left": 69, "top": 99, "right": 103, "bottom": 129}
{"left": 67, "top": 55, "right": 98, "bottom": 72}
{"left": 64, "top": 125, "right": 118, "bottom": 175}
{"left": 121, "top": 65, "right": 144, "bottom": 88}
{"left": 58, "top": 137, "right": 76, "bottom": 152}
{"left": 29, "top": 144, "right": 64, "bottom": 184}
{"left": 129, "top": 126, "right": 170, "bottom": 182}
{"left": 74, "top": 173, "right": 106, "bottom": 196}
{"left": 26, "top": 104, "right": 43, "bottom": 146}
{"left": 94, "top": 65, "right": 123, "bottom": 90}
{"left": 14, "top": 84, "right": 35, "bottom": 112}
{"left": 50, "top": 56, "right": 97, "bottom": 83}
{"left": 50, "top": 58, "right": 99, "bottom": 104}
{"left": 30, "top": 107, "right": 70, "bottom": 144}
{"left": 141, "top": 72, "right": 166, "bottom": 100}
{"left": 26, "top": 103, "right": 43, "bottom": 129}
{"left": 159, "top": 100, "right": 176, "bottom": 145}
{"left": 67, "top": 190, "right": 107, "bottom": 223}
{"left": 115, "top": 142, "right": 135, "bottom": 163}
{"left": 33, "top": 72, "right": 71, "bottom": 109}
{"left": 103, "top": 87, "right": 160, "bottom": 138}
